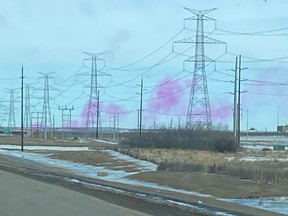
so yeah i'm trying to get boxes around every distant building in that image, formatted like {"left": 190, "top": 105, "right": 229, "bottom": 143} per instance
{"left": 277, "top": 125, "right": 288, "bottom": 133}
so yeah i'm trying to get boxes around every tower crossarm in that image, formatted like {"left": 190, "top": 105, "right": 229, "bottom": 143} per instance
{"left": 184, "top": 7, "right": 217, "bottom": 16}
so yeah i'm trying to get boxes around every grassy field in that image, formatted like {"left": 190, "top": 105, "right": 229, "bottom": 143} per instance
{"left": 1, "top": 135, "right": 288, "bottom": 199}
{"left": 114, "top": 146, "right": 288, "bottom": 184}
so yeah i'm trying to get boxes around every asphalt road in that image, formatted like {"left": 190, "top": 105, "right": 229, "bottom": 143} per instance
{"left": 0, "top": 169, "right": 150, "bottom": 216}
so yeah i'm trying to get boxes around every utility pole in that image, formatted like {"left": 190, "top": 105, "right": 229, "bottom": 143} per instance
{"left": 36, "top": 111, "right": 40, "bottom": 138}
{"left": 232, "top": 56, "right": 238, "bottom": 144}
{"left": 174, "top": 8, "right": 225, "bottom": 128}
{"left": 52, "top": 115, "right": 55, "bottom": 138}
{"left": 68, "top": 106, "right": 74, "bottom": 139}
{"left": 58, "top": 105, "right": 66, "bottom": 140}
{"left": 237, "top": 55, "right": 247, "bottom": 148}
{"left": 21, "top": 66, "right": 24, "bottom": 151}
{"left": 58, "top": 105, "right": 74, "bottom": 139}
{"left": 138, "top": 78, "right": 144, "bottom": 144}
{"left": 231, "top": 55, "right": 247, "bottom": 148}
{"left": 246, "top": 109, "right": 249, "bottom": 141}
{"left": 30, "top": 111, "right": 42, "bottom": 138}
{"left": 96, "top": 90, "right": 100, "bottom": 139}
{"left": 137, "top": 109, "right": 140, "bottom": 130}
{"left": 30, "top": 111, "right": 41, "bottom": 138}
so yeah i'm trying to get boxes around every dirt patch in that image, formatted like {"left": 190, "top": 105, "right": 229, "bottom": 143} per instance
{"left": 45, "top": 150, "right": 145, "bottom": 172}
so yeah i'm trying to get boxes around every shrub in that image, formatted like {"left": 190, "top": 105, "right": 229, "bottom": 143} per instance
{"left": 120, "top": 127, "right": 236, "bottom": 153}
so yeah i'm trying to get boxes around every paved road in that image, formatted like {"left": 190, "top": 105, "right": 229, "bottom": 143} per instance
{"left": 0, "top": 170, "right": 150, "bottom": 216}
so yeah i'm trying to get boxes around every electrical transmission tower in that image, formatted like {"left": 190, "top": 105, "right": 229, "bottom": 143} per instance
{"left": 175, "top": 8, "right": 225, "bottom": 128}
{"left": 82, "top": 52, "right": 110, "bottom": 128}
{"left": 7, "top": 89, "right": 17, "bottom": 128}
{"left": 58, "top": 105, "right": 74, "bottom": 139}
{"left": 24, "top": 84, "right": 32, "bottom": 130}
{"left": 39, "top": 72, "right": 54, "bottom": 139}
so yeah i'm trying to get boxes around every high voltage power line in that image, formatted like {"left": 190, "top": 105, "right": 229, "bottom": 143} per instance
{"left": 1, "top": 7, "right": 288, "bottom": 129}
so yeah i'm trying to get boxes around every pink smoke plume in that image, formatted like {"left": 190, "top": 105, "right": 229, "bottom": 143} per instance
{"left": 71, "top": 120, "right": 79, "bottom": 127}
{"left": 211, "top": 100, "right": 233, "bottom": 121}
{"left": 81, "top": 99, "right": 101, "bottom": 127}
{"left": 80, "top": 100, "right": 128, "bottom": 127}
{"left": 148, "top": 77, "right": 184, "bottom": 113}
{"left": 104, "top": 103, "right": 127, "bottom": 115}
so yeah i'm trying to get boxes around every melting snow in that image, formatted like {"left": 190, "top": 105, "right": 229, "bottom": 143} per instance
{"left": 0, "top": 149, "right": 209, "bottom": 197}
{"left": 0, "top": 146, "right": 287, "bottom": 215}
{"left": 225, "top": 155, "right": 288, "bottom": 162}
{"left": 224, "top": 197, "right": 288, "bottom": 215}
{"left": 0, "top": 145, "right": 91, "bottom": 151}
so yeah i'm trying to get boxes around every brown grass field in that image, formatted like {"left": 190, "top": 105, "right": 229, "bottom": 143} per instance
{"left": 0, "top": 135, "right": 288, "bottom": 199}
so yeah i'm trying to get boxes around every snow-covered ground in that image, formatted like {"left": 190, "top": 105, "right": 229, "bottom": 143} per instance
{"left": 241, "top": 135, "right": 288, "bottom": 142}
{"left": 0, "top": 148, "right": 209, "bottom": 198}
{"left": 241, "top": 135, "right": 288, "bottom": 151}
{"left": 225, "top": 155, "right": 288, "bottom": 162}
{"left": 224, "top": 197, "right": 288, "bottom": 215}
{"left": 0, "top": 145, "right": 91, "bottom": 151}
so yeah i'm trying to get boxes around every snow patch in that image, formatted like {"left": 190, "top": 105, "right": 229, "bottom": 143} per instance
{"left": 0, "top": 145, "right": 91, "bottom": 151}
{"left": 224, "top": 197, "right": 288, "bottom": 215}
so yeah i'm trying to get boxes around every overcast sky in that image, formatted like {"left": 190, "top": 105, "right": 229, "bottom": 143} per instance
{"left": 0, "top": 0, "right": 288, "bottom": 131}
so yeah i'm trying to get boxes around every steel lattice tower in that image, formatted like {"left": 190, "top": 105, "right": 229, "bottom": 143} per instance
{"left": 175, "top": 8, "right": 225, "bottom": 127}
{"left": 39, "top": 73, "right": 53, "bottom": 135}
{"left": 24, "top": 84, "right": 31, "bottom": 129}
{"left": 7, "top": 89, "right": 16, "bottom": 128}
{"left": 83, "top": 52, "right": 109, "bottom": 128}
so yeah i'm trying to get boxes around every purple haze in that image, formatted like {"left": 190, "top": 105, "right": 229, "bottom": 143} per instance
{"left": 104, "top": 103, "right": 127, "bottom": 115}
{"left": 81, "top": 99, "right": 100, "bottom": 127}
{"left": 148, "top": 77, "right": 184, "bottom": 113}
{"left": 210, "top": 99, "right": 233, "bottom": 122}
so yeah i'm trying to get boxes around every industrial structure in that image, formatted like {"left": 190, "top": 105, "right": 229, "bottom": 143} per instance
{"left": 174, "top": 8, "right": 225, "bottom": 128}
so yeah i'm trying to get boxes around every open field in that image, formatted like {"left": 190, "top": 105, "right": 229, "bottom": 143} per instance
{"left": 0, "top": 135, "right": 288, "bottom": 215}
{"left": 113, "top": 144, "right": 288, "bottom": 184}
{"left": 1, "top": 135, "right": 288, "bottom": 196}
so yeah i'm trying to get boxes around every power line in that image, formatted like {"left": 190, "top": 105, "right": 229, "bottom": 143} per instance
{"left": 215, "top": 27, "right": 288, "bottom": 36}
{"left": 107, "top": 28, "right": 185, "bottom": 70}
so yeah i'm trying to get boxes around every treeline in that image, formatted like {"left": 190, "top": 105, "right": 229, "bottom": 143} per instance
{"left": 120, "top": 126, "right": 237, "bottom": 152}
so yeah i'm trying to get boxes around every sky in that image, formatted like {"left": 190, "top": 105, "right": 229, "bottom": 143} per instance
{"left": 0, "top": 0, "right": 288, "bottom": 131}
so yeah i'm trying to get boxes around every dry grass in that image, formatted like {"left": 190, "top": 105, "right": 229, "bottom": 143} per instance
{"left": 114, "top": 147, "right": 288, "bottom": 184}
{"left": 1, "top": 135, "right": 288, "bottom": 199}
{"left": 129, "top": 171, "right": 288, "bottom": 198}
